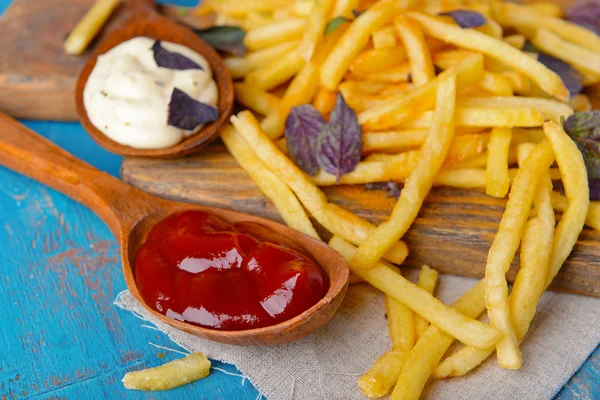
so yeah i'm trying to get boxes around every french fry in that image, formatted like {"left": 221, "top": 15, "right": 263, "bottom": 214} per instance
{"left": 231, "top": 111, "right": 409, "bottom": 264}
{"left": 331, "top": 237, "right": 499, "bottom": 349}
{"left": 363, "top": 129, "right": 430, "bottom": 152}
{"left": 224, "top": 41, "right": 298, "bottom": 78}
{"left": 401, "top": 107, "right": 544, "bottom": 129}
{"left": 339, "top": 91, "right": 391, "bottom": 112}
{"left": 533, "top": 29, "right": 600, "bottom": 76}
{"left": 211, "top": 0, "right": 291, "bottom": 17}
{"left": 552, "top": 192, "right": 600, "bottom": 231}
{"left": 379, "top": 82, "right": 414, "bottom": 96}
{"left": 407, "top": 12, "right": 569, "bottom": 101}
{"left": 372, "top": 26, "right": 399, "bottom": 49}
{"left": 221, "top": 126, "right": 320, "bottom": 239}
{"left": 242, "top": 11, "right": 275, "bottom": 31}
{"left": 358, "top": 349, "right": 407, "bottom": 398}
{"left": 477, "top": 71, "right": 514, "bottom": 96}
{"left": 457, "top": 96, "right": 573, "bottom": 124}
{"left": 394, "top": 15, "right": 436, "bottom": 87}
{"left": 390, "top": 280, "right": 488, "bottom": 400}
{"left": 485, "top": 127, "right": 512, "bottom": 198}
{"left": 503, "top": 34, "right": 526, "bottom": 49}
{"left": 570, "top": 94, "right": 592, "bottom": 112}
{"left": 359, "top": 53, "right": 484, "bottom": 131}
{"left": 484, "top": 139, "right": 555, "bottom": 369}
{"left": 414, "top": 265, "right": 438, "bottom": 338}
{"left": 313, "top": 88, "right": 338, "bottom": 115}
{"left": 320, "top": 0, "right": 398, "bottom": 90}
{"left": 333, "top": 0, "right": 360, "bottom": 18}
{"left": 524, "top": 2, "right": 564, "bottom": 17}
{"left": 299, "top": 0, "right": 335, "bottom": 61}
{"left": 234, "top": 83, "right": 280, "bottom": 116}
{"left": 122, "top": 353, "right": 211, "bottom": 391}
{"left": 543, "top": 122, "right": 589, "bottom": 288}
{"left": 498, "top": 2, "right": 600, "bottom": 53}
{"left": 312, "top": 151, "right": 421, "bottom": 186}
{"left": 244, "top": 18, "right": 306, "bottom": 50}
{"left": 352, "top": 72, "right": 457, "bottom": 268}
{"left": 499, "top": 70, "right": 531, "bottom": 95}
{"left": 476, "top": 19, "right": 503, "bottom": 39}
{"left": 340, "top": 80, "right": 389, "bottom": 95}
{"left": 64, "top": 0, "right": 120, "bottom": 55}
{"left": 244, "top": 49, "right": 305, "bottom": 90}
{"left": 444, "top": 133, "right": 489, "bottom": 164}
{"left": 350, "top": 47, "right": 408, "bottom": 75}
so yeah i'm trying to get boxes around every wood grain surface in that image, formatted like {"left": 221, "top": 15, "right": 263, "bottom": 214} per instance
{"left": 121, "top": 143, "right": 600, "bottom": 298}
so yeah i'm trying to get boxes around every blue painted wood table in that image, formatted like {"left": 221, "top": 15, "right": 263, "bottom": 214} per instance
{"left": 0, "top": 1, "right": 598, "bottom": 399}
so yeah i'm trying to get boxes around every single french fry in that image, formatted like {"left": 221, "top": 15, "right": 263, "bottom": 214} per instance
{"left": 211, "top": 0, "right": 291, "bottom": 17}
{"left": 331, "top": 237, "right": 499, "bottom": 349}
{"left": 352, "top": 72, "right": 456, "bottom": 268}
{"left": 363, "top": 129, "right": 430, "bottom": 152}
{"left": 312, "top": 151, "right": 421, "bottom": 186}
{"left": 244, "top": 18, "right": 306, "bottom": 50}
{"left": 570, "top": 94, "right": 592, "bottom": 112}
{"left": 394, "top": 15, "right": 436, "bottom": 86}
{"left": 231, "top": 111, "right": 409, "bottom": 264}
{"left": 407, "top": 12, "right": 569, "bottom": 101}
{"left": 484, "top": 139, "right": 555, "bottom": 369}
{"left": 340, "top": 80, "right": 389, "bottom": 94}
{"left": 503, "top": 34, "right": 526, "bottom": 49}
{"left": 486, "top": 127, "right": 512, "bottom": 198}
{"left": 122, "top": 353, "right": 210, "bottom": 391}
{"left": 414, "top": 265, "right": 438, "bottom": 338}
{"left": 401, "top": 107, "right": 544, "bottom": 129}
{"left": 552, "top": 192, "right": 600, "bottom": 231}
{"left": 534, "top": 29, "right": 600, "bottom": 76}
{"left": 524, "top": 2, "right": 564, "bottom": 17}
{"left": 313, "top": 88, "right": 338, "bottom": 115}
{"left": 390, "top": 280, "right": 488, "bottom": 400}
{"left": 224, "top": 41, "right": 298, "bottom": 78}
{"left": 543, "top": 122, "right": 589, "bottom": 288}
{"left": 333, "top": 0, "right": 360, "bottom": 18}
{"left": 233, "top": 83, "right": 280, "bottom": 116}
{"left": 457, "top": 96, "right": 573, "bottom": 124}
{"left": 299, "top": 0, "right": 335, "bottom": 61}
{"left": 222, "top": 126, "right": 320, "bottom": 239}
{"left": 477, "top": 71, "right": 514, "bottom": 96}
{"left": 476, "top": 19, "right": 503, "bottom": 39}
{"left": 359, "top": 53, "right": 484, "bottom": 131}
{"left": 358, "top": 349, "right": 407, "bottom": 398}
{"left": 64, "top": 0, "right": 120, "bottom": 55}
{"left": 372, "top": 26, "right": 399, "bottom": 49}
{"left": 499, "top": 2, "right": 600, "bottom": 53}
{"left": 244, "top": 49, "right": 305, "bottom": 90}
{"left": 320, "top": 0, "right": 397, "bottom": 90}
{"left": 350, "top": 47, "right": 408, "bottom": 75}
{"left": 387, "top": 295, "right": 416, "bottom": 351}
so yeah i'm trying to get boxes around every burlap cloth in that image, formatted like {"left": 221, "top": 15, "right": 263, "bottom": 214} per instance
{"left": 114, "top": 271, "right": 600, "bottom": 399}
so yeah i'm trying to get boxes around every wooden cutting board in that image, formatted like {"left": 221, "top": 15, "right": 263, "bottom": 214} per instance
{"left": 121, "top": 144, "right": 600, "bottom": 298}
{"left": 0, "top": 0, "right": 211, "bottom": 121}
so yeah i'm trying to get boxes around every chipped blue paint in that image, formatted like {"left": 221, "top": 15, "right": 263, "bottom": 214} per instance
{"left": 0, "top": 1, "right": 597, "bottom": 399}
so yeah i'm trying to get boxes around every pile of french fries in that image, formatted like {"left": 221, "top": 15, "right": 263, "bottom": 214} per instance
{"left": 200, "top": 0, "right": 597, "bottom": 398}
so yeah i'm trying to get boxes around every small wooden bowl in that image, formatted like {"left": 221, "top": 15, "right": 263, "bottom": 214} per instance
{"left": 75, "top": 3, "right": 234, "bottom": 158}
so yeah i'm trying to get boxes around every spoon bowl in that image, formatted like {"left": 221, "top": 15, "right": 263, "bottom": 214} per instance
{"left": 0, "top": 112, "right": 349, "bottom": 346}
{"left": 75, "top": 0, "right": 234, "bottom": 158}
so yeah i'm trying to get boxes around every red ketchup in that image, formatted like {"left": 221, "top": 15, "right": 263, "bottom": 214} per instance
{"left": 134, "top": 210, "right": 329, "bottom": 330}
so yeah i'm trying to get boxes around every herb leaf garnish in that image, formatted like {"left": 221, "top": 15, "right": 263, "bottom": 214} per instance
{"left": 365, "top": 181, "right": 402, "bottom": 199}
{"left": 566, "top": 0, "right": 600, "bottom": 35}
{"left": 440, "top": 10, "right": 487, "bottom": 29}
{"left": 167, "top": 88, "right": 219, "bottom": 130}
{"left": 325, "top": 16, "right": 350, "bottom": 35}
{"left": 152, "top": 41, "right": 203, "bottom": 71}
{"left": 524, "top": 42, "right": 583, "bottom": 96}
{"left": 285, "top": 105, "right": 326, "bottom": 176}
{"left": 195, "top": 26, "right": 247, "bottom": 56}
{"left": 316, "top": 93, "right": 363, "bottom": 180}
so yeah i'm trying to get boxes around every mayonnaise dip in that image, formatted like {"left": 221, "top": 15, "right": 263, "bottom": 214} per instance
{"left": 83, "top": 37, "right": 218, "bottom": 149}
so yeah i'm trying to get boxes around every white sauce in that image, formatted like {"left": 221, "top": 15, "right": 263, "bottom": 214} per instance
{"left": 83, "top": 37, "right": 218, "bottom": 149}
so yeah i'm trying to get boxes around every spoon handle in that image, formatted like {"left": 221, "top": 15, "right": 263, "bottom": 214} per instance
{"left": 0, "top": 112, "right": 154, "bottom": 238}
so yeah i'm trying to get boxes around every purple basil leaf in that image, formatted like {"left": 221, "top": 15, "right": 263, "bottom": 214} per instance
{"left": 152, "top": 41, "right": 203, "bottom": 70}
{"left": 566, "top": 0, "right": 600, "bottom": 35}
{"left": 316, "top": 93, "right": 362, "bottom": 180}
{"left": 538, "top": 53, "right": 583, "bottom": 96}
{"left": 285, "top": 105, "right": 326, "bottom": 176}
{"left": 564, "top": 111, "right": 600, "bottom": 179}
{"left": 168, "top": 88, "right": 219, "bottom": 130}
{"left": 553, "top": 178, "right": 600, "bottom": 201}
{"left": 365, "top": 181, "right": 401, "bottom": 199}
{"left": 194, "top": 25, "right": 247, "bottom": 57}
{"left": 440, "top": 10, "right": 487, "bottom": 28}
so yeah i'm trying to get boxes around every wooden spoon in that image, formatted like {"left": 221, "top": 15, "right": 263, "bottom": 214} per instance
{"left": 0, "top": 113, "right": 349, "bottom": 346}
{"left": 75, "top": 0, "right": 234, "bottom": 158}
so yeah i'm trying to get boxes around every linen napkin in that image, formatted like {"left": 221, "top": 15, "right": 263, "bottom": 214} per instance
{"left": 114, "top": 271, "right": 600, "bottom": 399}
